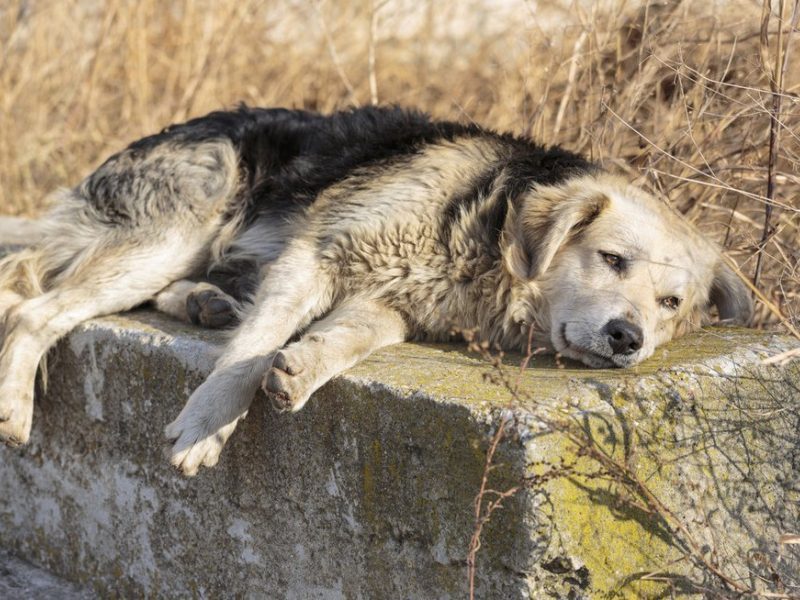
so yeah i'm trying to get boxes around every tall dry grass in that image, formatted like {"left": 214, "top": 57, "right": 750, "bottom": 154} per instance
{"left": 0, "top": 0, "right": 798, "bottom": 328}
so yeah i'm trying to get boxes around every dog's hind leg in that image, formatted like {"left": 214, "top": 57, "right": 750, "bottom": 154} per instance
{"left": 0, "top": 234, "right": 219, "bottom": 445}
{"left": 264, "top": 297, "right": 408, "bottom": 412}
{"left": 0, "top": 139, "right": 242, "bottom": 445}
{"left": 0, "top": 247, "right": 49, "bottom": 324}
{"left": 166, "top": 240, "right": 334, "bottom": 476}
{"left": 153, "top": 280, "right": 240, "bottom": 328}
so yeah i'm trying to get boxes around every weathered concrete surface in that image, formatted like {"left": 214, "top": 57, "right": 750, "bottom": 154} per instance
{"left": 0, "top": 549, "right": 94, "bottom": 599}
{"left": 0, "top": 310, "right": 797, "bottom": 598}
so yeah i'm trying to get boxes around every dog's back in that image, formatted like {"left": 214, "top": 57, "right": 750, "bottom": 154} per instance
{"left": 93, "top": 106, "right": 592, "bottom": 308}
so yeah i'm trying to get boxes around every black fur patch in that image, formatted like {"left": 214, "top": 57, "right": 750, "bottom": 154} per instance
{"left": 81, "top": 105, "right": 598, "bottom": 242}
{"left": 438, "top": 166, "right": 501, "bottom": 247}
{"left": 242, "top": 106, "right": 483, "bottom": 222}
{"left": 436, "top": 136, "right": 596, "bottom": 250}
{"left": 206, "top": 258, "right": 261, "bottom": 302}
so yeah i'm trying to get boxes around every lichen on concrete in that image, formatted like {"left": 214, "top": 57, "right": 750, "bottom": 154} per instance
{"left": 0, "top": 310, "right": 797, "bottom": 598}
{"left": 511, "top": 332, "right": 800, "bottom": 598}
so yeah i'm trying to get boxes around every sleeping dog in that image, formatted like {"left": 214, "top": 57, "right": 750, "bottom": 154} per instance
{"left": 0, "top": 106, "right": 751, "bottom": 474}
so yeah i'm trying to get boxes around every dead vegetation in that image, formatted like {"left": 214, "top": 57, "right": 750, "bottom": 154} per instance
{"left": 0, "top": 0, "right": 798, "bottom": 328}
{"left": 466, "top": 331, "right": 800, "bottom": 598}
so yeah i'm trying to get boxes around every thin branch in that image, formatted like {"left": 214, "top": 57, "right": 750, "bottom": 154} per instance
{"left": 602, "top": 102, "right": 800, "bottom": 213}
{"left": 467, "top": 414, "right": 517, "bottom": 600}
{"left": 754, "top": 0, "right": 799, "bottom": 289}
{"left": 763, "top": 346, "right": 800, "bottom": 365}
{"left": 721, "top": 253, "right": 800, "bottom": 340}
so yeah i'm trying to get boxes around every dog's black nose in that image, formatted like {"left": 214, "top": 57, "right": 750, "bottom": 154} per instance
{"left": 603, "top": 319, "right": 643, "bottom": 355}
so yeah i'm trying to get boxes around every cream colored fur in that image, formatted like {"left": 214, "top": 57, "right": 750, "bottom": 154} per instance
{"left": 0, "top": 132, "right": 749, "bottom": 475}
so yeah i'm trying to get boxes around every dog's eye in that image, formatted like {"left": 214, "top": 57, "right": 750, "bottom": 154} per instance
{"left": 660, "top": 296, "right": 682, "bottom": 310}
{"left": 599, "top": 251, "right": 624, "bottom": 272}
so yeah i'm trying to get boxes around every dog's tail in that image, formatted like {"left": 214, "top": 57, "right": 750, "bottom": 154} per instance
{"left": 0, "top": 217, "right": 55, "bottom": 391}
{"left": 0, "top": 248, "right": 46, "bottom": 304}
{"left": 0, "top": 216, "right": 45, "bottom": 247}
{"left": 0, "top": 218, "right": 48, "bottom": 309}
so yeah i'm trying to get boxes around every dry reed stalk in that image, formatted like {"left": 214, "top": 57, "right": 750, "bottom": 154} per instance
{"left": 314, "top": 0, "right": 359, "bottom": 104}
{"left": 367, "top": 0, "right": 387, "bottom": 105}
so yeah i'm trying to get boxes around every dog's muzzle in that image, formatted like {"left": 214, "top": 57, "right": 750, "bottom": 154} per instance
{"left": 602, "top": 319, "right": 643, "bottom": 356}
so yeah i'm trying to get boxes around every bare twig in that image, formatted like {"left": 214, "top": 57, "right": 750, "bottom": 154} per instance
{"left": 720, "top": 253, "right": 800, "bottom": 340}
{"left": 470, "top": 328, "right": 798, "bottom": 596}
{"left": 465, "top": 325, "right": 547, "bottom": 598}
{"left": 763, "top": 346, "right": 800, "bottom": 365}
{"left": 648, "top": 169, "right": 799, "bottom": 212}
{"left": 754, "top": 0, "right": 800, "bottom": 289}
{"left": 602, "top": 102, "right": 800, "bottom": 213}
{"left": 466, "top": 414, "right": 518, "bottom": 600}
{"left": 779, "top": 534, "right": 800, "bottom": 545}
{"left": 513, "top": 323, "right": 546, "bottom": 394}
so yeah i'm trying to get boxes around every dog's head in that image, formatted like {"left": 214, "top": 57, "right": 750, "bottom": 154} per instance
{"left": 503, "top": 174, "right": 752, "bottom": 368}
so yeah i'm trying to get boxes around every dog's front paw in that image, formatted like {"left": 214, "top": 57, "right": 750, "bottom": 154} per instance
{"left": 0, "top": 394, "right": 33, "bottom": 446}
{"left": 164, "top": 380, "right": 241, "bottom": 476}
{"left": 262, "top": 349, "right": 316, "bottom": 413}
{"left": 165, "top": 424, "right": 228, "bottom": 477}
{"left": 186, "top": 286, "right": 239, "bottom": 329}
{"left": 165, "top": 415, "right": 237, "bottom": 477}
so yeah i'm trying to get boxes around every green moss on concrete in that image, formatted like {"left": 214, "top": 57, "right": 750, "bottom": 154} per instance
{"left": 347, "top": 327, "right": 787, "bottom": 410}
{"left": 521, "top": 350, "right": 800, "bottom": 598}
{"left": 539, "top": 416, "right": 680, "bottom": 599}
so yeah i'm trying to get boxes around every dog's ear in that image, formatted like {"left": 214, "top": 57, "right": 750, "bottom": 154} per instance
{"left": 504, "top": 190, "right": 609, "bottom": 281}
{"left": 709, "top": 258, "right": 753, "bottom": 324}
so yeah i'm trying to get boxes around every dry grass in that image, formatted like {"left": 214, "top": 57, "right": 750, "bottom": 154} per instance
{"left": 1, "top": 0, "right": 798, "bottom": 327}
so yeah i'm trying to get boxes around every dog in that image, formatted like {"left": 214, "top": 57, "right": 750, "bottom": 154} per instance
{"left": 0, "top": 105, "right": 751, "bottom": 475}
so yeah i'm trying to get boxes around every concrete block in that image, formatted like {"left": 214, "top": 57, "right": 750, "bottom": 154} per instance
{"left": 0, "top": 549, "right": 93, "bottom": 599}
{"left": 0, "top": 310, "right": 797, "bottom": 598}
